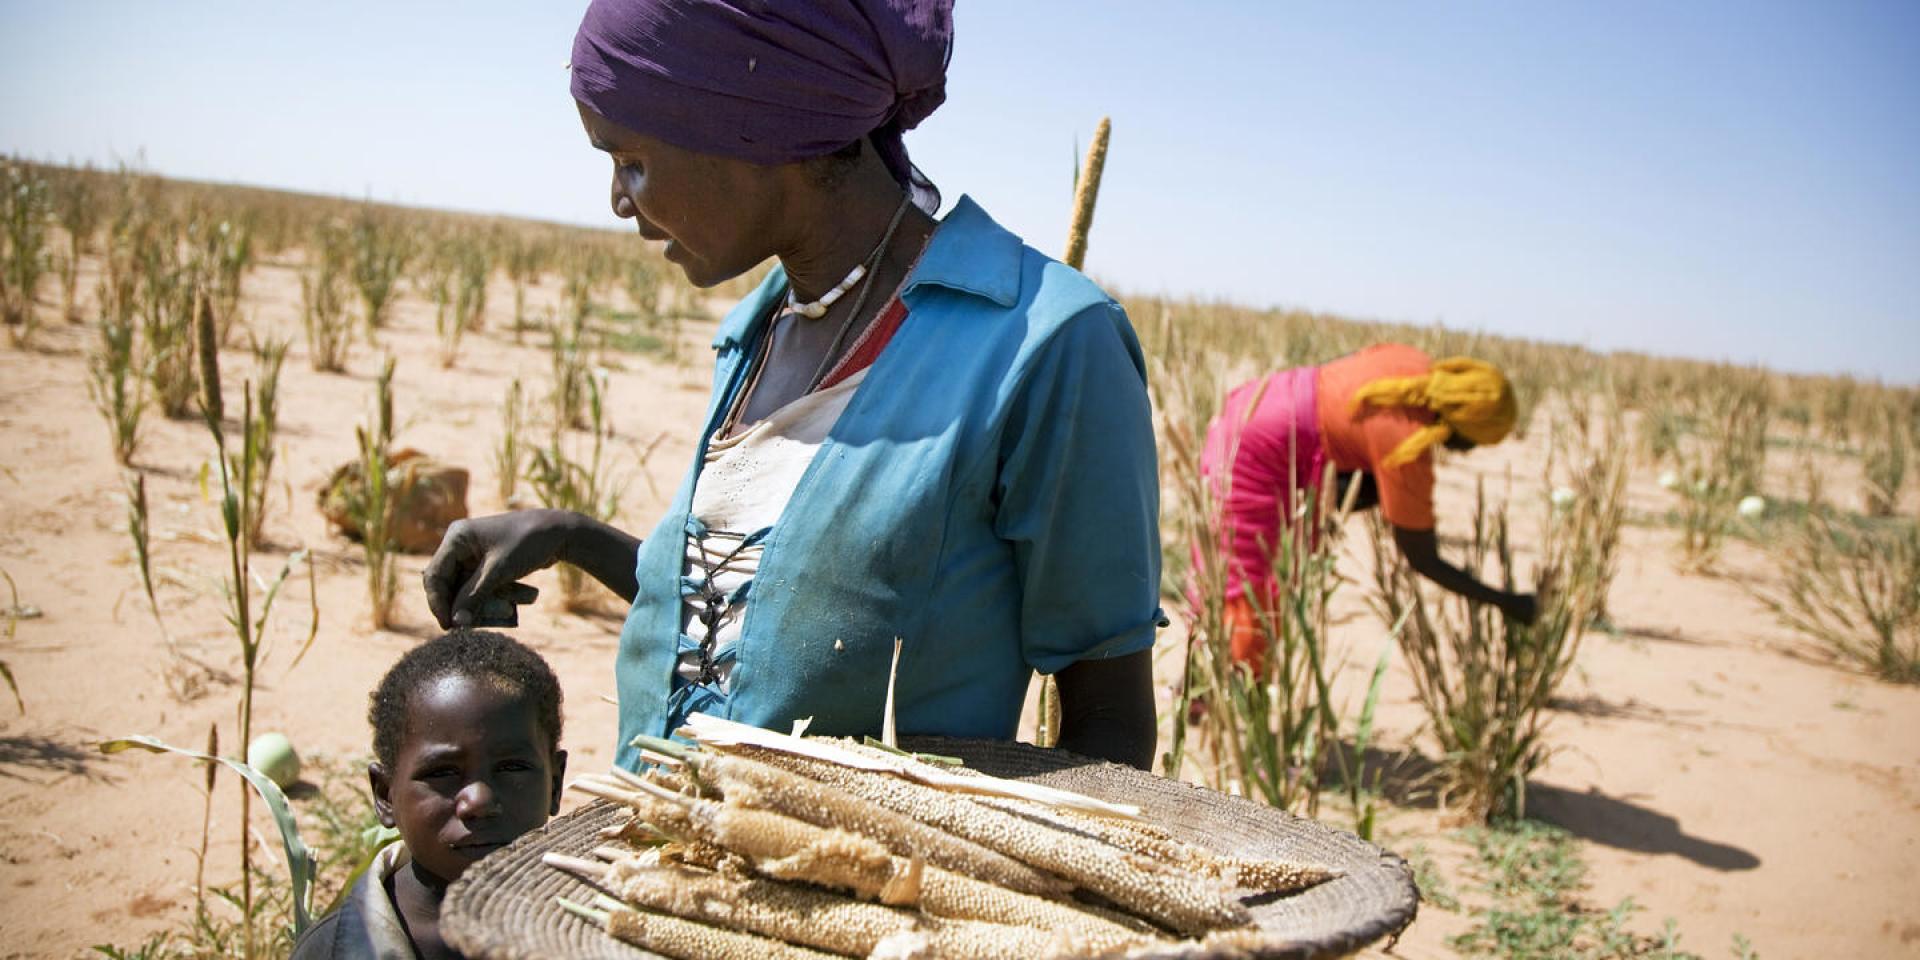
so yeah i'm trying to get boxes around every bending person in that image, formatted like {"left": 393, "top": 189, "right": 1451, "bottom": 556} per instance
{"left": 1199, "top": 343, "right": 1535, "bottom": 667}
{"left": 423, "top": 0, "right": 1163, "bottom": 770}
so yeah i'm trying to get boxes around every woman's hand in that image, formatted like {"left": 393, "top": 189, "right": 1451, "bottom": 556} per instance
{"left": 422, "top": 510, "right": 643, "bottom": 629}
{"left": 423, "top": 510, "right": 576, "bottom": 629}
{"left": 1393, "top": 525, "right": 1540, "bottom": 626}
{"left": 1497, "top": 591, "right": 1540, "bottom": 625}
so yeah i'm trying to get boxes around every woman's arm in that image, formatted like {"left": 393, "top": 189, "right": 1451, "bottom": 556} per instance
{"left": 991, "top": 301, "right": 1163, "bottom": 769}
{"left": 422, "top": 509, "right": 641, "bottom": 629}
{"left": 1053, "top": 650, "right": 1156, "bottom": 770}
{"left": 1391, "top": 525, "right": 1538, "bottom": 623}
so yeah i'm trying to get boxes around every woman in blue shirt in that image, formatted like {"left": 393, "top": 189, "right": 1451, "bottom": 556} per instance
{"left": 422, "top": 0, "right": 1163, "bottom": 770}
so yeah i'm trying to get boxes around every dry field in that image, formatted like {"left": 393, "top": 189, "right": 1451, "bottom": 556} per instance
{"left": 1, "top": 164, "right": 1917, "bottom": 958}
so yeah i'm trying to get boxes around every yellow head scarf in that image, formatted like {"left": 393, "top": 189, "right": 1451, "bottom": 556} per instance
{"left": 1349, "top": 356, "right": 1518, "bottom": 468}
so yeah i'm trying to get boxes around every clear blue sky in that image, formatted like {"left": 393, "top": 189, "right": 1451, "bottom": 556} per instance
{"left": 4, "top": 1, "right": 1915, "bottom": 381}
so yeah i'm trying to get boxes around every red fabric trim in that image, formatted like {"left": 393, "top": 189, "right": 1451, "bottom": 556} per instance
{"left": 818, "top": 297, "right": 907, "bottom": 390}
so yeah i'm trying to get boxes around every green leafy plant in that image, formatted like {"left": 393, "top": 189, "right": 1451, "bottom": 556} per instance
{"left": 494, "top": 377, "right": 528, "bottom": 508}
{"left": 1345, "top": 642, "right": 1393, "bottom": 842}
{"left": 243, "top": 335, "right": 288, "bottom": 546}
{"left": 547, "top": 309, "right": 595, "bottom": 430}
{"left": 504, "top": 233, "right": 548, "bottom": 342}
{"left": 454, "top": 240, "right": 489, "bottom": 333}
{"left": 349, "top": 205, "right": 410, "bottom": 333}
{"left": 95, "top": 179, "right": 146, "bottom": 338}
{"left": 91, "top": 752, "right": 390, "bottom": 959}
{"left": 424, "top": 249, "right": 463, "bottom": 368}
{"left": 1652, "top": 375, "right": 1771, "bottom": 570}
{"left": 1447, "top": 820, "right": 1711, "bottom": 959}
{"left": 52, "top": 162, "right": 100, "bottom": 324}
{"left": 1862, "top": 402, "right": 1909, "bottom": 517}
{"left": 202, "top": 216, "right": 255, "bottom": 345}
{"left": 1403, "top": 842, "right": 1460, "bottom": 912}
{"left": 2, "top": 158, "right": 52, "bottom": 346}
{"left": 1552, "top": 394, "right": 1630, "bottom": 623}
{"left": 358, "top": 356, "right": 400, "bottom": 628}
{"left": 88, "top": 290, "right": 148, "bottom": 465}
{"left": 623, "top": 251, "right": 659, "bottom": 324}
{"left": 526, "top": 373, "right": 623, "bottom": 610}
{"left": 100, "top": 735, "right": 317, "bottom": 940}
{"left": 299, "top": 754, "right": 400, "bottom": 918}
{"left": 561, "top": 246, "right": 607, "bottom": 336}
{"left": 301, "top": 227, "right": 353, "bottom": 373}
{"left": 1754, "top": 509, "right": 1919, "bottom": 684}
{"left": 1152, "top": 337, "right": 1355, "bottom": 817}
{"left": 136, "top": 223, "right": 203, "bottom": 418}
{"left": 123, "top": 471, "right": 168, "bottom": 644}
{"left": 1170, "top": 465, "right": 1352, "bottom": 815}
{"left": 107, "top": 294, "right": 317, "bottom": 958}
{"left": 1367, "top": 482, "right": 1598, "bottom": 823}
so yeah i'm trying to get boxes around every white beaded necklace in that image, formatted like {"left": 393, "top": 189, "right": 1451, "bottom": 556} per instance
{"left": 787, "top": 264, "right": 865, "bottom": 319}
{"left": 801, "top": 196, "right": 914, "bottom": 393}
{"left": 721, "top": 196, "right": 918, "bottom": 438}
{"left": 785, "top": 195, "right": 912, "bottom": 320}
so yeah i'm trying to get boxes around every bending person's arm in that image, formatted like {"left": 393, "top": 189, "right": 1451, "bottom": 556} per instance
{"left": 1391, "top": 524, "right": 1537, "bottom": 624}
{"left": 1054, "top": 650, "right": 1156, "bottom": 770}
{"left": 423, "top": 508, "right": 641, "bottom": 629}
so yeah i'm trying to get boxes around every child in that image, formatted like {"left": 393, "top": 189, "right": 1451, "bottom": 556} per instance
{"left": 292, "top": 630, "right": 568, "bottom": 960}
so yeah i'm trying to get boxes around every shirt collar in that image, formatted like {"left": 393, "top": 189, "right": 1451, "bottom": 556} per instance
{"left": 901, "top": 195, "right": 1022, "bottom": 309}
{"left": 713, "top": 194, "right": 1020, "bottom": 349}
{"left": 339, "top": 841, "right": 417, "bottom": 960}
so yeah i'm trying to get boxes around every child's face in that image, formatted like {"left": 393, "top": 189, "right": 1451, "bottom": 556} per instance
{"left": 370, "top": 673, "right": 566, "bottom": 885}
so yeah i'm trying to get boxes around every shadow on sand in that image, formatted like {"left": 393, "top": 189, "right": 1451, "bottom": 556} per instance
{"left": 1525, "top": 784, "right": 1761, "bottom": 871}
{"left": 1328, "top": 741, "right": 1762, "bottom": 872}
{"left": 0, "top": 734, "right": 111, "bottom": 783}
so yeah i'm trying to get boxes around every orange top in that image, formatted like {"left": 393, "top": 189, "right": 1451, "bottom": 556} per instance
{"left": 1314, "top": 344, "right": 1438, "bottom": 530}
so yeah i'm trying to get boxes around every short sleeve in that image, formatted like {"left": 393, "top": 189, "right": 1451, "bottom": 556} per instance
{"left": 993, "top": 302, "right": 1163, "bottom": 675}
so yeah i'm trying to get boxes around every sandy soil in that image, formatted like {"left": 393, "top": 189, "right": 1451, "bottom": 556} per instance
{"left": 1, "top": 251, "right": 1916, "bottom": 958}
{"left": 1342, "top": 449, "right": 1920, "bottom": 958}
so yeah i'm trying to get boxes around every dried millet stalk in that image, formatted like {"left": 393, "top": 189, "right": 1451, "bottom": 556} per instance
{"left": 693, "top": 747, "right": 1070, "bottom": 898}
{"left": 559, "top": 894, "right": 840, "bottom": 960}
{"left": 588, "top": 771, "right": 1162, "bottom": 951}
{"left": 979, "top": 795, "right": 1340, "bottom": 894}
{"left": 554, "top": 854, "right": 1109, "bottom": 960}
{"left": 724, "top": 745, "right": 1251, "bottom": 936}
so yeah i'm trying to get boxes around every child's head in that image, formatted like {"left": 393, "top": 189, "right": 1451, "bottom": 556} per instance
{"left": 366, "top": 629, "right": 567, "bottom": 885}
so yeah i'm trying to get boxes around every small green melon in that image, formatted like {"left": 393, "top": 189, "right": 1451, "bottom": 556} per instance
{"left": 247, "top": 733, "right": 302, "bottom": 788}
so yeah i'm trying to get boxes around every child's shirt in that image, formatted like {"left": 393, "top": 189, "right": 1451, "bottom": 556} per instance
{"left": 288, "top": 842, "right": 417, "bottom": 960}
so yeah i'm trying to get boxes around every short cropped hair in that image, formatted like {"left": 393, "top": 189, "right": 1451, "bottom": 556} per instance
{"left": 368, "top": 630, "right": 563, "bottom": 769}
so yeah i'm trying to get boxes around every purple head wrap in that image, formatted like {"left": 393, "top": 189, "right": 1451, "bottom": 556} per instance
{"left": 571, "top": 0, "right": 952, "bottom": 198}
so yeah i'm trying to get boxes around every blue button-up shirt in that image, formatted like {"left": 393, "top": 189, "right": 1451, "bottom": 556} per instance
{"left": 612, "top": 196, "right": 1162, "bottom": 768}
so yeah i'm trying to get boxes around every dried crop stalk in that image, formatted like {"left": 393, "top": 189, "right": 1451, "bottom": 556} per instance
{"left": 722, "top": 745, "right": 1250, "bottom": 935}
{"left": 680, "top": 744, "right": 1070, "bottom": 897}
{"left": 979, "top": 795, "right": 1338, "bottom": 894}
{"left": 581, "top": 772, "right": 1160, "bottom": 950}
{"left": 910, "top": 862, "right": 1156, "bottom": 948}
{"left": 555, "top": 854, "right": 1116, "bottom": 960}
{"left": 679, "top": 713, "right": 1142, "bottom": 819}
{"left": 1062, "top": 117, "right": 1111, "bottom": 271}
{"left": 559, "top": 895, "right": 840, "bottom": 960}
{"left": 579, "top": 777, "right": 913, "bottom": 901}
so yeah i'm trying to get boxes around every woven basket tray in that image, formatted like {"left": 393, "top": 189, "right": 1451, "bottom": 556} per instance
{"left": 442, "top": 737, "right": 1417, "bottom": 959}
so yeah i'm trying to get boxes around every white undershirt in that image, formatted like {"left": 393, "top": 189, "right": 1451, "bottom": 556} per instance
{"left": 676, "top": 368, "right": 868, "bottom": 689}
